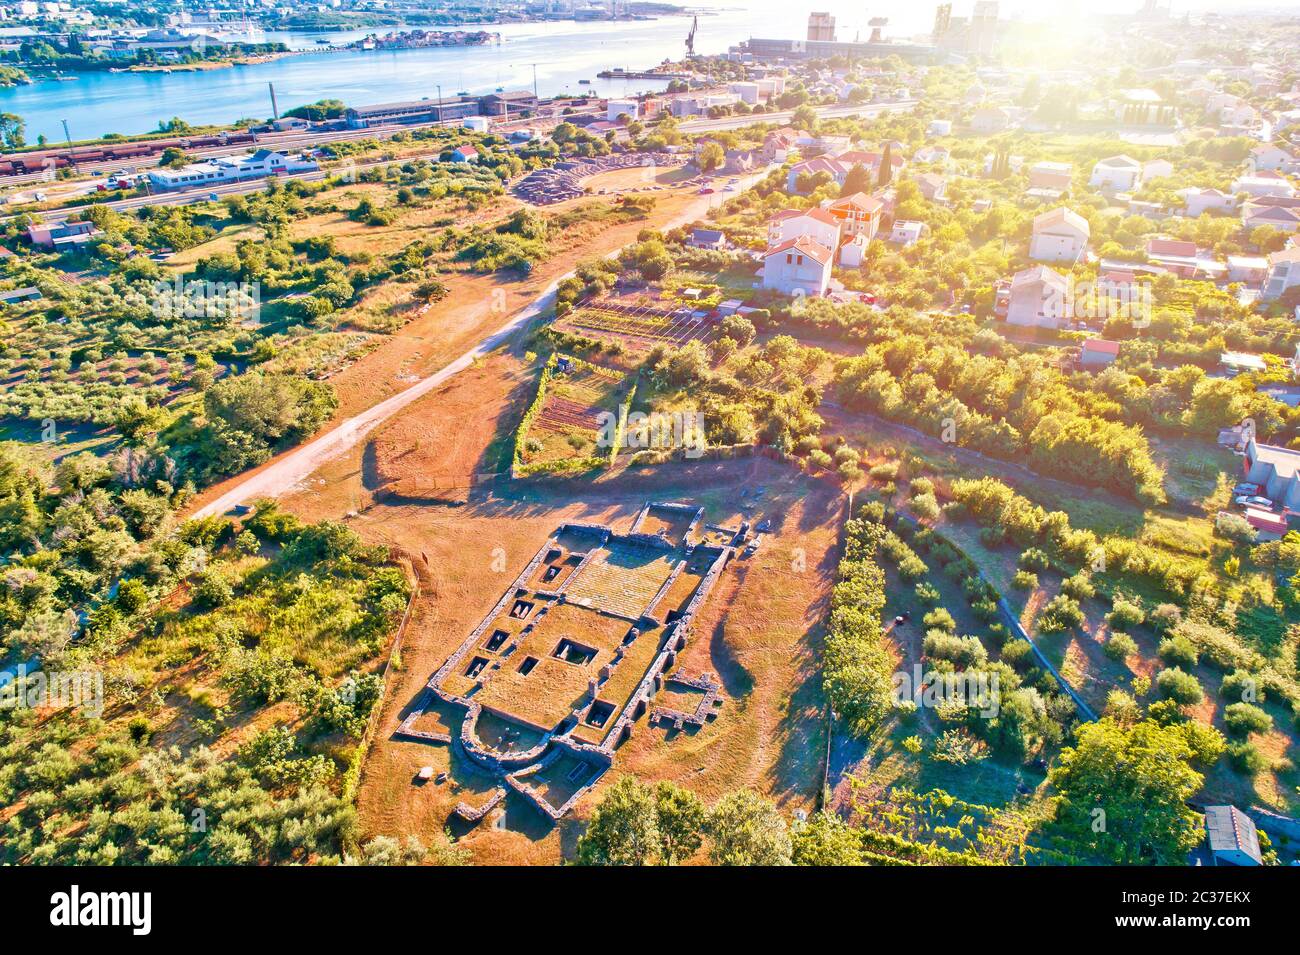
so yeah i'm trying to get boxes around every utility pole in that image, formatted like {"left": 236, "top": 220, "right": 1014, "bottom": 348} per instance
{"left": 61, "top": 119, "right": 76, "bottom": 169}
{"left": 268, "top": 82, "right": 279, "bottom": 121}
{"left": 532, "top": 63, "right": 539, "bottom": 102}
{"left": 436, "top": 84, "right": 443, "bottom": 126}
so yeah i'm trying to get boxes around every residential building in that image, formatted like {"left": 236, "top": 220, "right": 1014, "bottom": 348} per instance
{"left": 688, "top": 228, "right": 725, "bottom": 250}
{"left": 606, "top": 98, "right": 639, "bottom": 122}
{"left": 1262, "top": 247, "right": 1300, "bottom": 300}
{"left": 451, "top": 145, "right": 479, "bottom": 163}
{"left": 838, "top": 232, "right": 869, "bottom": 268}
{"left": 888, "top": 219, "right": 928, "bottom": 246}
{"left": 723, "top": 149, "right": 757, "bottom": 174}
{"left": 1089, "top": 155, "right": 1144, "bottom": 192}
{"left": 823, "top": 191, "right": 883, "bottom": 241}
{"left": 1232, "top": 174, "right": 1297, "bottom": 199}
{"left": 1247, "top": 144, "right": 1298, "bottom": 175}
{"left": 914, "top": 172, "right": 947, "bottom": 202}
{"left": 785, "top": 156, "right": 848, "bottom": 193}
{"left": 1028, "top": 161, "right": 1072, "bottom": 192}
{"left": 834, "top": 147, "right": 905, "bottom": 179}
{"left": 1029, "top": 206, "right": 1090, "bottom": 263}
{"left": 970, "top": 106, "right": 1011, "bottom": 133}
{"left": 1243, "top": 204, "right": 1300, "bottom": 234}
{"left": 1179, "top": 187, "right": 1236, "bottom": 217}
{"left": 26, "top": 220, "right": 100, "bottom": 248}
{"left": 768, "top": 207, "right": 841, "bottom": 251}
{"left": 1080, "top": 338, "right": 1120, "bottom": 368}
{"left": 1005, "top": 265, "right": 1069, "bottom": 328}
{"left": 1142, "top": 158, "right": 1174, "bottom": 181}
{"left": 761, "top": 236, "right": 833, "bottom": 297}
{"left": 1242, "top": 438, "right": 1300, "bottom": 509}
{"left": 1227, "top": 255, "right": 1269, "bottom": 285}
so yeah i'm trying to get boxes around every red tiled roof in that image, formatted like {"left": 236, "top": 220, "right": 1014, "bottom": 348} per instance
{"left": 1148, "top": 237, "right": 1197, "bottom": 257}
{"left": 1082, "top": 338, "right": 1121, "bottom": 355}
{"left": 828, "top": 191, "right": 884, "bottom": 214}
{"left": 764, "top": 235, "right": 833, "bottom": 266}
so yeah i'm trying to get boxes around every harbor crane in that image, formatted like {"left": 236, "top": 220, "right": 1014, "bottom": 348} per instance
{"left": 685, "top": 15, "right": 697, "bottom": 57}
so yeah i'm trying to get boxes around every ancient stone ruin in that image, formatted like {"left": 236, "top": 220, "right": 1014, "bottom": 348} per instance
{"left": 396, "top": 502, "right": 749, "bottom": 821}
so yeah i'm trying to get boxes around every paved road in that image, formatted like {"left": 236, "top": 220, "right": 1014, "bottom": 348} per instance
{"left": 189, "top": 166, "right": 771, "bottom": 519}
{"left": 679, "top": 100, "right": 918, "bottom": 133}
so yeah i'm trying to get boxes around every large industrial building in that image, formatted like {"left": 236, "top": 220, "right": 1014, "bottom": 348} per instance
{"left": 344, "top": 90, "right": 539, "bottom": 129}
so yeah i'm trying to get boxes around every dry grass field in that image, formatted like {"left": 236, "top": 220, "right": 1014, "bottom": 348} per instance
{"left": 280, "top": 441, "right": 843, "bottom": 863}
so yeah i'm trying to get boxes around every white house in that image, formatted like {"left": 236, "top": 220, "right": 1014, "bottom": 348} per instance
{"left": 146, "top": 149, "right": 318, "bottom": 191}
{"left": 927, "top": 119, "right": 952, "bottom": 136}
{"left": 1029, "top": 206, "right": 1090, "bottom": 264}
{"left": 970, "top": 106, "right": 1011, "bottom": 134}
{"left": 767, "top": 207, "right": 841, "bottom": 251}
{"left": 1243, "top": 204, "right": 1300, "bottom": 234}
{"left": 838, "top": 232, "right": 869, "bottom": 268}
{"left": 888, "top": 220, "right": 928, "bottom": 246}
{"left": 1227, "top": 255, "right": 1269, "bottom": 285}
{"left": 1089, "top": 155, "right": 1144, "bottom": 193}
{"left": 1232, "top": 174, "right": 1297, "bottom": 199}
{"left": 1243, "top": 438, "right": 1300, "bottom": 510}
{"left": 1142, "top": 158, "right": 1174, "bottom": 181}
{"left": 1248, "top": 144, "right": 1298, "bottom": 175}
{"left": 1179, "top": 187, "right": 1236, "bottom": 217}
{"left": 762, "top": 236, "right": 833, "bottom": 297}
{"left": 785, "top": 156, "right": 848, "bottom": 193}
{"left": 1005, "top": 265, "right": 1069, "bottom": 329}
{"left": 1262, "top": 247, "right": 1300, "bottom": 301}
{"left": 606, "top": 98, "right": 639, "bottom": 122}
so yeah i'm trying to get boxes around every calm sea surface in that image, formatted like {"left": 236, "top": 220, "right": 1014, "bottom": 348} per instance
{"left": 0, "top": 2, "right": 946, "bottom": 143}
{"left": 0, "top": 14, "right": 754, "bottom": 142}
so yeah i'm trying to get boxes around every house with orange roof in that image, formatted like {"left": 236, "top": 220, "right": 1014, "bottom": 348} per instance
{"left": 823, "top": 191, "right": 883, "bottom": 241}
{"left": 767, "top": 207, "right": 842, "bottom": 251}
{"left": 762, "top": 236, "right": 834, "bottom": 297}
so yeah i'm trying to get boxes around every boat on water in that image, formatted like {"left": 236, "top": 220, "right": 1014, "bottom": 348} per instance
{"left": 579, "top": 78, "right": 591, "bottom": 84}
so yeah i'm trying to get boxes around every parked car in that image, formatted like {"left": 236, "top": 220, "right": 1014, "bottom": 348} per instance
{"left": 1246, "top": 495, "right": 1274, "bottom": 509}
{"left": 1233, "top": 482, "right": 1260, "bottom": 495}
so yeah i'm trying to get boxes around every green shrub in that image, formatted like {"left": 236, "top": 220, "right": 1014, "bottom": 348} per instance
{"left": 1219, "top": 670, "right": 1263, "bottom": 705}
{"left": 922, "top": 607, "right": 956, "bottom": 633}
{"left": 1222, "top": 702, "right": 1272, "bottom": 737}
{"left": 1156, "top": 667, "right": 1204, "bottom": 706}
{"left": 1018, "top": 548, "right": 1050, "bottom": 571}
{"left": 1011, "top": 570, "right": 1038, "bottom": 590}
{"left": 1038, "top": 594, "right": 1083, "bottom": 633}
{"left": 1106, "top": 597, "right": 1145, "bottom": 630}
{"left": 1226, "top": 740, "right": 1268, "bottom": 776}
{"left": 1061, "top": 572, "right": 1095, "bottom": 601}
{"left": 1104, "top": 632, "right": 1138, "bottom": 662}
{"left": 1158, "top": 635, "right": 1199, "bottom": 669}
{"left": 915, "top": 581, "right": 941, "bottom": 605}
